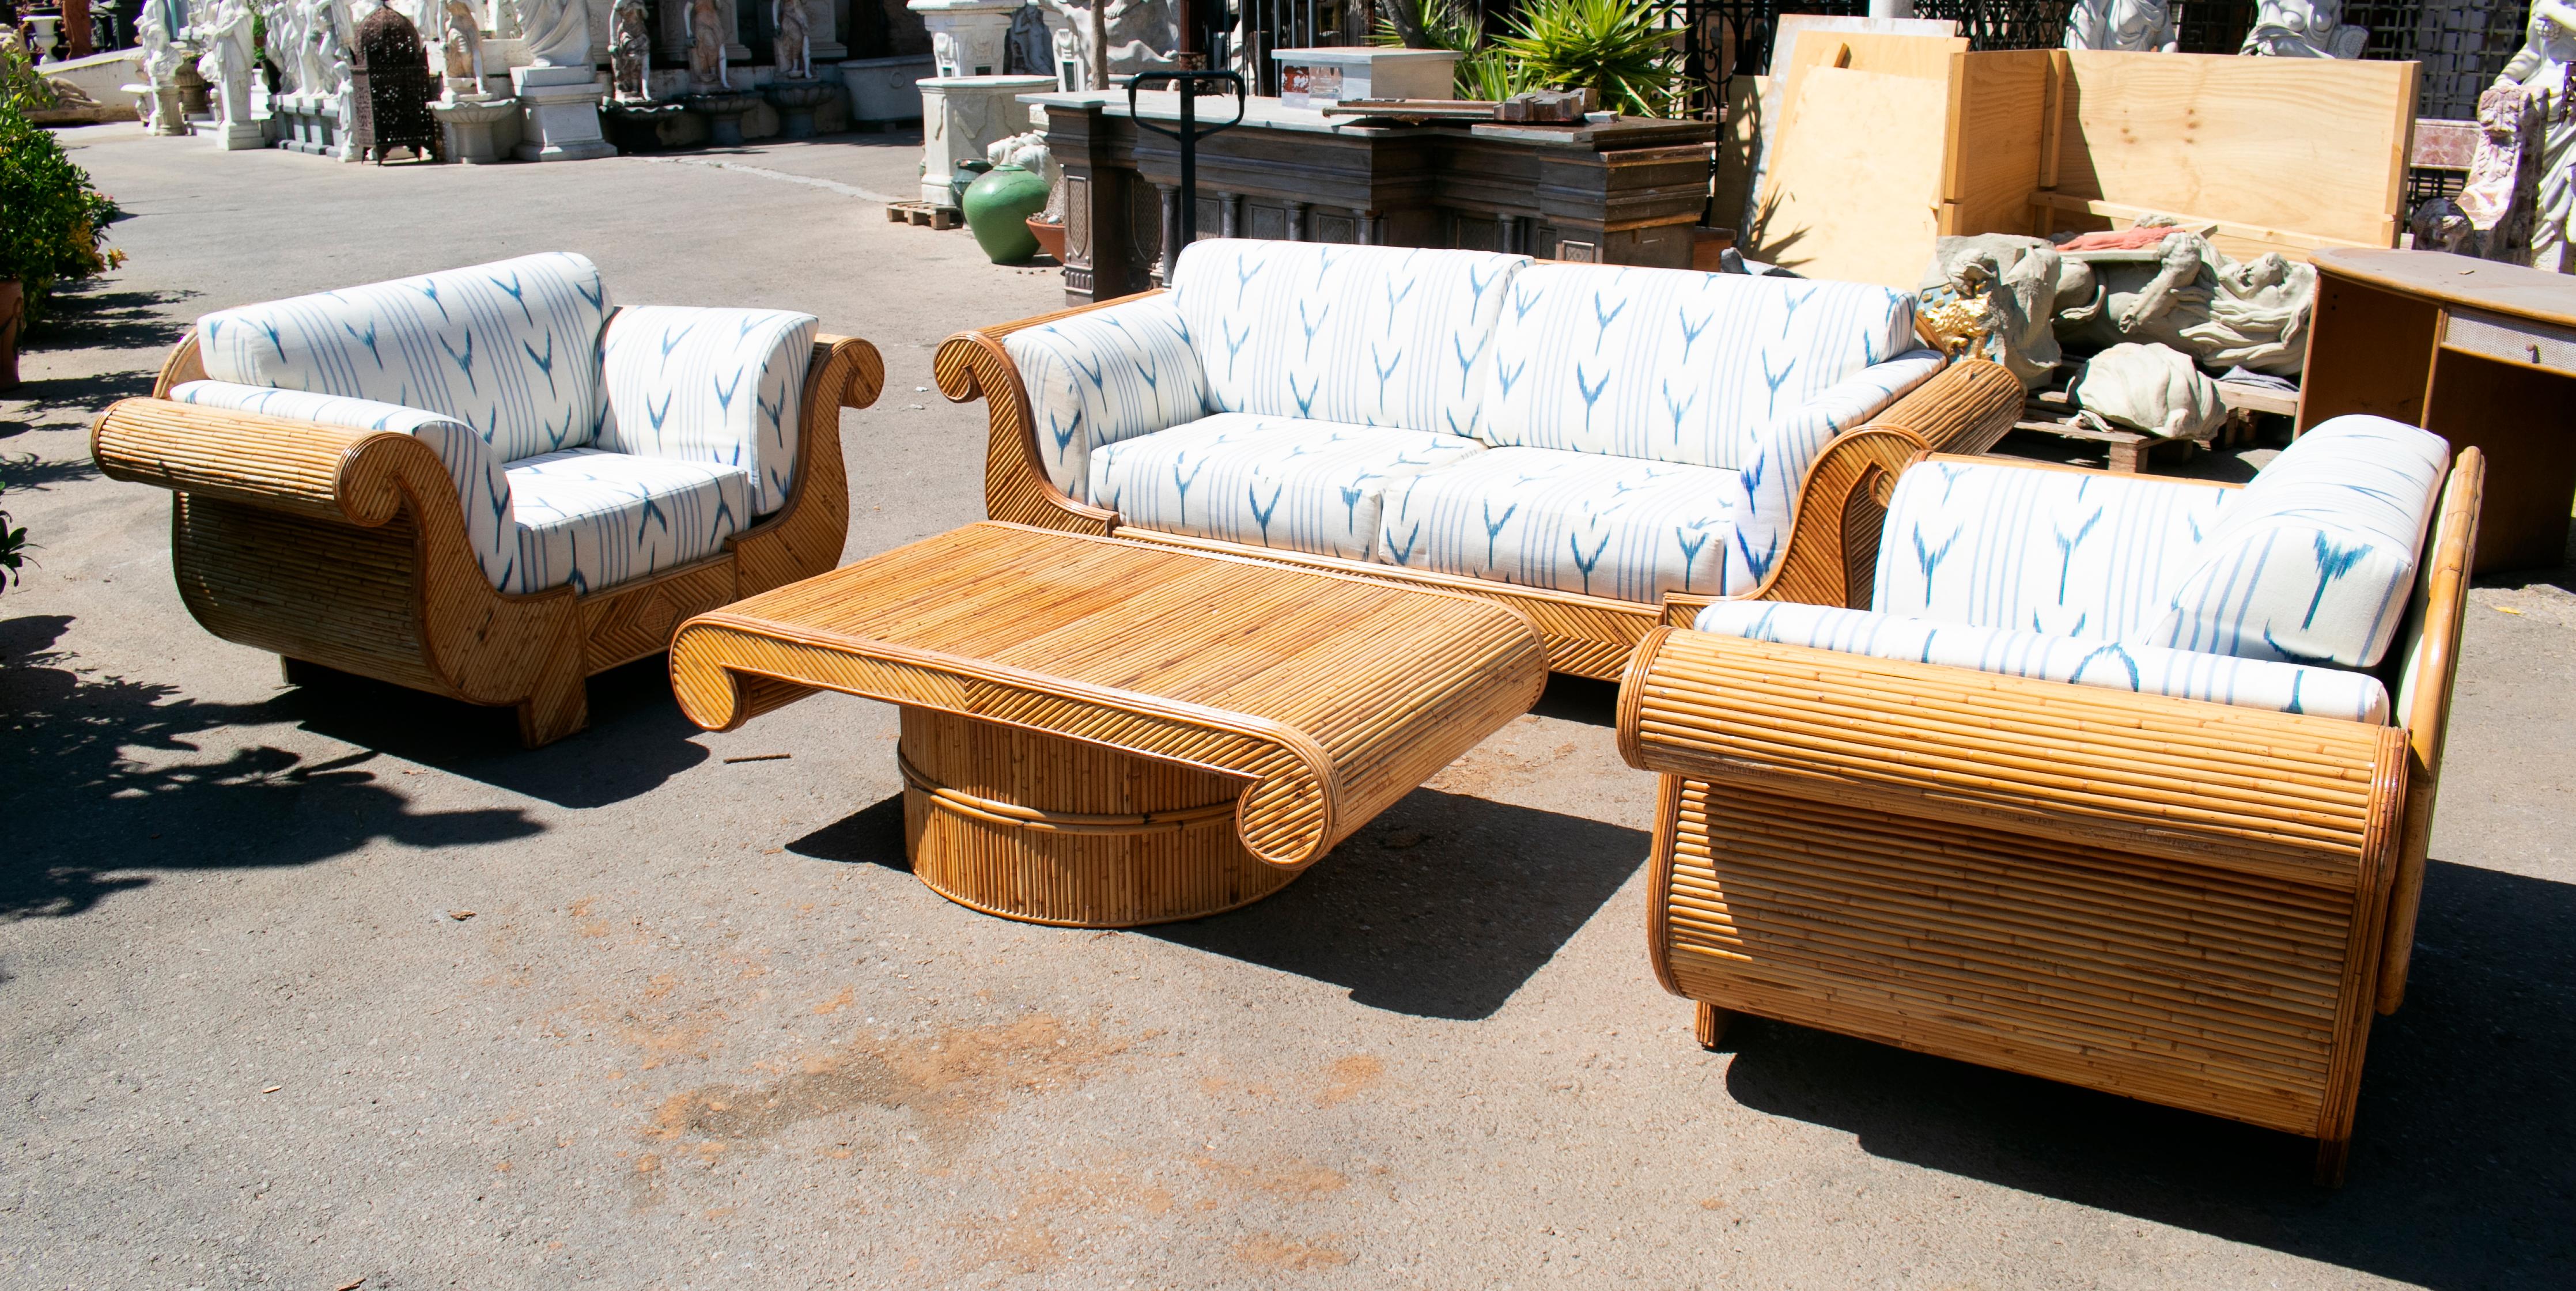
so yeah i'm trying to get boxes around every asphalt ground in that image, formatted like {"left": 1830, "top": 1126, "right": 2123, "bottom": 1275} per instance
{"left": 3, "top": 122, "right": 2573, "bottom": 1290}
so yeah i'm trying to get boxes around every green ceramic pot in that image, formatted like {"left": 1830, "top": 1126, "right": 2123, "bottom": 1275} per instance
{"left": 961, "top": 164, "right": 1051, "bottom": 264}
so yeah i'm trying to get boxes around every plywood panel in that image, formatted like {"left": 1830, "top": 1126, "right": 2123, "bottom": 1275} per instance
{"left": 1745, "top": 31, "right": 1968, "bottom": 236}
{"left": 2053, "top": 51, "right": 2414, "bottom": 258}
{"left": 1756, "top": 66, "right": 1953, "bottom": 289}
{"left": 1944, "top": 50, "right": 2056, "bottom": 238}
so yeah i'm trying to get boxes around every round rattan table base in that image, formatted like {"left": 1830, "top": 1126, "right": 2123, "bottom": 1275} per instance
{"left": 897, "top": 707, "right": 1301, "bottom": 927}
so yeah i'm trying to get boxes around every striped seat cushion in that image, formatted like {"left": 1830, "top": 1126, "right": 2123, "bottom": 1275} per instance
{"left": 506, "top": 449, "right": 751, "bottom": 595}
{"left": 1374, "top": 446, "right": 1749, "bottom": 601}
{"left": 596, "top": 306, "right": 818, "bottom": 515}
{"left": 1694, "top": 600, "right": 2391, "bottom": 723}
{"left": 1089, "top": 414, "right": 1484, "bottom": 561}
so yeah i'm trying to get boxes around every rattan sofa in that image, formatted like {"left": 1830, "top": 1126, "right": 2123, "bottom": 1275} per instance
{"left": 1616, "top": 415, "right": 2484, "bottom": 1183}
{"left": 936, "top": 238, "right": 2022, "bottom": 679}
{"left": 91, "top": 252, "right": 884, "bottom": 746}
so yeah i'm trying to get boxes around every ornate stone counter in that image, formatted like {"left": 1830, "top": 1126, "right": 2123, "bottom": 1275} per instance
{"left": 1024, "top": 90, "right": 1715, "bottom": 304}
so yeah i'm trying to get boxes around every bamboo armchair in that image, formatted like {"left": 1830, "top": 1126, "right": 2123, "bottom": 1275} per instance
{"left": 92, "top": 331, "right": 884, "bottom": 746}
{"left": 935, "top": 289, "right": 2023, "bottom": 681}
{"left": 1617, "top": 436, "right": 2485, "bottom": 1184}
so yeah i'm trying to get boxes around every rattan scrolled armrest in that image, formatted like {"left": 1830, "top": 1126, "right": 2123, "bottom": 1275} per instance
{"left": 935, "top": 291, "right": 1162, "bottom": 535}
{"left": 91, "top": 398, "right": 445, "bottom": 528}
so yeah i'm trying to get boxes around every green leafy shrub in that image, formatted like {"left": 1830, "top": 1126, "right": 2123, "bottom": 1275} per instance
{"left": 1494, "top": 0, "right": 1684, "bottom": 117}
{"left": 0, "top": 483, "right": 27, "bottom": 595}
{"left": 1, "top": 44, "right": 126, "bottom": 324}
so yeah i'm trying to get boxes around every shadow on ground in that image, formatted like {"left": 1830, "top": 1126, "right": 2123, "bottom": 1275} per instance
{"left": 1720, "top": 858, "right": 2576, "bottom": 1290}
{"left": 786, "top": 786, "right": 1648, "bottom": 1021}
{"left": 0, "top": 285, "right": 197, "bottom": 428}
{"left": 0, "top": 614, "right": 542, "bottom": 921}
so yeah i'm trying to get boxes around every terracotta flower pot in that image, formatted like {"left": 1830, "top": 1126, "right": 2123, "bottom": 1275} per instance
{"left": 1026, "top": 217, "right": 1066, "bottom": 263}
{"left": 0, "top": 279, "right": 22, "bottom": 392}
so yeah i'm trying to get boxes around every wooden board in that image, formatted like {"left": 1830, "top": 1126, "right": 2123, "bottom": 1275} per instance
{"left": 1746, "top": 31, "right": 1968, "bottom": 237}
{"left": 1942, "top": 49, "right": 2056, "bottom": 238}
{"left": 1754, "top": 65, "right": 1954, "bottom": 288}
{"left": 2048, "top": 51, "right": 2415, "bottom": 260}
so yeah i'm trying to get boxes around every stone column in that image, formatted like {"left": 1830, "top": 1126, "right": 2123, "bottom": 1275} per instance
{"left": 906, "top": 0, "right": 1022, "bottom": 76}
{"left": 917, "top": 74, "right": 1054, "bottom": 206}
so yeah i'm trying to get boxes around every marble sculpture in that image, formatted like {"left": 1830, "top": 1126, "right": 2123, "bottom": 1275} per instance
{"left": 611, "top": 0, "right": 653, "bottom": 100}
{"left": 776, "top": 0, "right": 813, "bottom": 81}
{"left": 2063, "top": 0, "right": 2177, "bottom": 52}
{"left": 689, "top": 0, "right": 731, "bottom": 89}
{"left": 520, "top": 0, "right": 589, "bottom": 67}
{"left": 2240, "top": 0, "right": 2368, "bottom": 59}
{"left": 2496, "top": 0, "right": 2576, "bottom": 272}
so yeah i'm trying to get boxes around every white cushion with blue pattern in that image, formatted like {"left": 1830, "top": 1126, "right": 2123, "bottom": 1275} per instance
{"left": 505, "top": 449, "right": 751, "bottom": 596}
{"left": 1692, "top": 600, "right": 2390, "bottom": 724}
{"left": 1873, "top": 460, "right": 2233, "bottom": 641}
{"left": 1088, "top": 414, "right": 1485, "bottom": 561}
{"left": 1170, "top": 240, "right": 1530, "bottom": 438}
{"left": 1375, "top": 447, "right": 1750, "bottom": 600}
{"left": 2140, "top": 415, "right": 2449, "bottom": 668}
{"left": 194, "top": 252, "right": 614, "bottom": 464}
{"left": 171, "top": 380, "right": 523, "bottom": 593}
{"left": 596, "top": 306, "right": 817, "bottom": 516}
{"left": 1478, "top": 264, "right": 1926, "bottom": 470}
{"left": 1005, "top": 291, "right": 1209, "bottom": 498}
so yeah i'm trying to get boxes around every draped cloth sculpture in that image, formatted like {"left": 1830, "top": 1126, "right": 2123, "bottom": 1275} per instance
{"left": 2240, "top": 0, "right": 2369, "bottom": 58}
{"left": 2063, "top": 0, "right": 2177, "bottom": 52}
{"left": 2496, "top": 0, "right": 2576, "bottom": 273}
{"left": 519, "top": 0, "right": 590, "bottom": 67}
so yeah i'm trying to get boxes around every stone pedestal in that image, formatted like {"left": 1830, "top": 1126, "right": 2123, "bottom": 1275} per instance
{"left": 601, "top": 99, "right": 687, "bottom": 153}
{"left": 147, "top": 84, "right": 192, "bottom": 135}
{"left": 173, "top": 59, "right": 210, "bottom": 117}
{"left": 511, "top": 65, "right": 614, "bottom": 162}
{"left": 270, "top": 92, "right": 347, "bottom": 158}
{"left": 918, "top": 74, "right": 1053, "bottom": 207}
{"left": 907, "top": 0, "right": 1023, "bottom": 77}
{"left": 433, "top": 96, "right": 523, "bottom": 164}
{"left": 684, "top": 90, "right": 764, "bottom": 147}
{"left": 212, "top": 118, "right": 267, "bottom": 150}
{"left": 839, "top": 55, "right": 933, "bottom": 124}
{"left": 764, "top": 78, "right": 837, "bottom": 139}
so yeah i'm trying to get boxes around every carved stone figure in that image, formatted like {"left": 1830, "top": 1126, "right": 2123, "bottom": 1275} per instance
{"left": 440, "top": 0, "right": 485, "bottom": 87}
{"left": 1041, "top": 1, "right": 1178, "bottom": 82}
{"left": 2071, "top": 342, "right": 2226, "bottom": 442}
{"left": 1005, "top": 1, "right": 1050, "bottom": 76}
{"left": 774, "top": 0, "right": 811, "bottom": 81}
{"left": 519, "top": 0, "right": 589, "bottom": 67}
{"left": 1051, "top": 24, "right": 1081, "bottom": 90}
{"left": 195, "top": 0, "right": 257, "bottom": 126}
{"left": 2451, "top": 84, "right": 2543, "bottom": 262}
{"left": 2409, "top": 196, "right": 2475, "bottom": 254}
{"left": 2495, "top": 0, "right": 2576, "bottom": 273}
{"left": 270, "top": 0, "right": 308, "bottom": 93}
{"left": 2056, "top": 225, "right": 2318, "bottom": 377}
{"left": 2240, "top": 0, "right": 2367, "bottom": 59}
{"left": 930, "top": 28, "right": 960, "bottom": 77}
{"left": 297, "top": 0, "right": 336, "bottom": 97}
{"left": 2063, "top": 0, "right": 2176, "bottom": 52}
{"left": 610, "top": 0, "right": 652, "bottom": 100}
{"left": 135, "top": 0, "right": 191, "bottom": 133}
{"left": 1917, "top": 233, "right": 2089, "bottom": 388}
{"left": 687, "top": 0, "right": 729, "bottom": 89}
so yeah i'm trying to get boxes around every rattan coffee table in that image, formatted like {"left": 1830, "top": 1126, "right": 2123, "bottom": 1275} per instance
{"left": 668, "top": 523, "right": 1549, "bottom": 926}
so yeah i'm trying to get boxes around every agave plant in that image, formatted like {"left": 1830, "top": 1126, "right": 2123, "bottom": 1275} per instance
{"left": 1492, "top": 0, "right": 1685, "bottom": 118}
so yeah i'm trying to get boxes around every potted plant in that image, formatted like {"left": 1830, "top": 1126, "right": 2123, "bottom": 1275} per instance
{"left": 1, "top": 38, "right": 127, "bottom": 391}
{"left": 1378, "top": 0, "right": 1684, "bottom": 116}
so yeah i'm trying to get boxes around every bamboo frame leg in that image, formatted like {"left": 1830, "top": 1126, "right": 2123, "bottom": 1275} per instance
{"left": 2314, "top": 1136, "right": 2351, "bottom": 1188}
{"left": 280, "top": 656, "right": 327, "bottom": 687}
{"left": 897, "top": 707, "right": 1301, "bottom": 927}
{"left": 1694, "top": 1001, "right": 1733, "bottom": 1050}
{"left": 514, "top": 647, "right": 589, "bottom": 748}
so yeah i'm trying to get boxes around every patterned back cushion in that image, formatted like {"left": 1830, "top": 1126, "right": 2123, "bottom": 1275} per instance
{"left": 194, "top": 252, "right": 614, "bottom": 464}
{"left": 2141, "top": 415, "right": 2449, "bottom": 668}
{"left": 1873, "top": 460, "right": 2231, "bottom": 642}
{"left": 1480, "top": 264, "right": 1919, "bottom": 470}
{"left": 1004, "top": 292, "right": 1210, "bottom": 499}
{"left": 1171, "top": 240, "right": 1530, "bottom": 437}
{"left": 596, "top": 306, "right": 818, "bottom": 516}
{"left": 169, "top": 380, "right": 523, "bottom": 593}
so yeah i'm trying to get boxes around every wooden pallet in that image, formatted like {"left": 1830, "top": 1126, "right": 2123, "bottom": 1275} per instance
{"left": 887, "top": 200, "right": 961, "bottom": 230}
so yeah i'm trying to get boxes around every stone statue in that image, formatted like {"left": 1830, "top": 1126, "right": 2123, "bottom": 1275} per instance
{"left": 2071, "top": 343, "right": 2226, "bottom": 442}
{"left": 2056, "top": 225, "right": 2317, "bottom": 377}
{"left": 2240, "top": 0, "right": 2367, "bottom": 59}
{"left": 195, "top": 0, "right": 257, "bottom": 126}
{"left": 296, "top": 0, "right": 336, "bottom": 99}
{"left": 773, "top": 0, "right": 811, "bottom": 81}
{"left": 1051, "top": 24, "right": 1081, "bottom": 90}
{"left": 1041, "top": 1, "right": 1178, "bottom": 81}
{"left": 2452, "top": 84, "right": 2543, "bottom": 263}
{"left": 2495, "top": 0, "right": 2576, "bottom": 273}
{"left": 2063, "top": 0, "right": 2177, "bottom": 52}
{"left": 440, "top": 0, "right": 485, "bottom": 89}
{"left": 135, "top": 0, "right": 190, "bottom": 133}
{"left": 1917, "top": 234, "right": 2089, "bottom": 388}
{"left": 1005, "top": 1, "right": 1050, "bottom": 77}
{"left": 518, "top": 0, "right": 589, "bottom": 67}
{"left": 930, "top": 28, "right": 960, "bottom": 77}
{"left": 2409, "top": 196, "right": 2476, "bottom": 255}
{"left": 610, "top": 0, "right": 651, "bottom": 101}
{"left": 686, "top": 0, "right": 729, "bottom": 89}
{"left": 270, "top": 0, "right": 307, "bottom": 93}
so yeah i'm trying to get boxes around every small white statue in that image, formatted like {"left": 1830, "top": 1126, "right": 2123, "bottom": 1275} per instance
{"left": 773, "top": 0, "right": 811, "bottom": 81}
{"left": 2063, "top": 0, "right": 2177, "bottom": 53}
{"left": 930, "top": 28, "right": 960, "bottom": 77}
{"left": 519, "top": 0, "right": 589, "bottom": 68}
{"left": 610, "top": 0, "right": 652, "bottom": 101}
{"left": 296, "top": 0, "right": 336, "bottom": 100}
{"left": 136, "top": 0, "right": 185, "bottom": 130}
{"left": 2240, "top": 0, "right": 2368, "bottom": 59}
{"left": 686, "top": 0, "right": 729, "bottom": 89}
{"left": 2495, "top": 0, "right": 2576, "bottom": 273}
{"left": 440, "top": 0, "right": 485, "bottom": 92}
{"left": 1051, "top": 24, "right": 1082, "bottom": 90}
{"left": 195, "top": 0, "right": 258, "bottom": 127}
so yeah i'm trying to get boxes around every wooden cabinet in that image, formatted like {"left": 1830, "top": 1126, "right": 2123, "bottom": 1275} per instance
{"left": 2302, "top": 249, "right": 2576, "bottom": 573}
